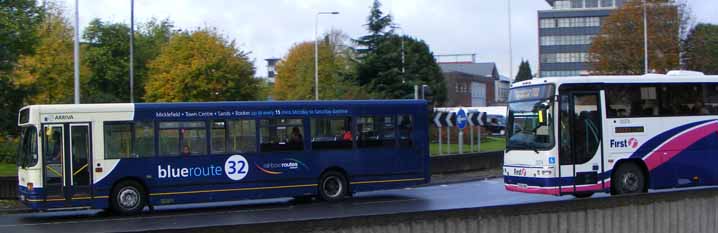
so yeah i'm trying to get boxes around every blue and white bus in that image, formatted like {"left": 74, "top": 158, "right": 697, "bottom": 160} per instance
{"left": 16, "top": 100, "right": 429, "bottom": 214}
{"left": 503, "top": 71, "right": 718, "bottom": 197}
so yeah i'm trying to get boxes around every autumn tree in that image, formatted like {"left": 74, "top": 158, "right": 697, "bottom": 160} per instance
{"left": 0, "top": 0, "right": 44, "bottom": 135}
{"left": 12, "top": 3, "right": 89, "bottom": 105}
{"left": 682, "top": 23, "right": 718, "bottom": 75}
{"left": 273, "top": 30, "right": 366, "bottom": 100}
{"left": 144, "top": 28, "right": 259, "bottom": 102}
{"left": 514, "top": 60, "right": 533, "bottom": 82}
{"left": 589, "top": 0, "right": 688, "bottom": 75}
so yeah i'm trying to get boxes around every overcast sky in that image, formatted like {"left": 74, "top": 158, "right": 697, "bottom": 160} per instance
{"left": 59, "top": 0, "right": 718, "bottom": 80}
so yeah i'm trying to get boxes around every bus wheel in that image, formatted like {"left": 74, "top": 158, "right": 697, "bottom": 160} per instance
{"left": 111, "top": 180, "right": 146, "bottom": 215}
{"left": 572, "top": 192, "right": 593, "bottom": 198}
{"left": 612, "top": 163, "right": 645, "bottom": 195}
{"left": 319, "top": 171, "right": 347, "bottom": 202}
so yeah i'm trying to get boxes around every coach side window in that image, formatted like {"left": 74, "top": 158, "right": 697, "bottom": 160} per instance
{"left": 159, "top": 121, "right": 207, "bottom": 156}
{"left": 104, "top": 123, "right": 132, "bottom": 159}
{"left": 229, "top": 119, "right": 257, "bottom": 153}
{"left": 398, "top": 115, "right": 413, "bottom": 147}
{"left": 259, "top": 118, "right": 304, "bottom": 152}
{"left": 310, "top": 117, "right": 352, "bottom": 150}
{"left": 357, "top": 116, "right": 395, "bottom": 148}
{"left": 104, "top": 121, "right": 155, "bottom": 159}
{"left": 134, "top": 121, "right": 155, "bottom": 157}
{"left": 605, "top": 85, "right": 659, "bottom": 117}
{"left": 211, "top": 120, "right": 227, "bottom": 154}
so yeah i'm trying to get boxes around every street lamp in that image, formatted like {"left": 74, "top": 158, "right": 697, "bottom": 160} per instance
{"left": 391, "top": 25, "right": 406, "bottom": 83}
{"left": 314, "top": 11, "right": 339, "bottom": 101}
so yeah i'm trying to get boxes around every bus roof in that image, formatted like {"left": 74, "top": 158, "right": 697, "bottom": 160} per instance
{"left": 512, "top": 72, "right": 718, "bottom": 89}
{"left": 21, "top": 99, "right": 426, "bottom": 114}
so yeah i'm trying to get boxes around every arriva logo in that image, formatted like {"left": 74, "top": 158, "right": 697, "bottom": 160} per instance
{"left": 610, "top": 138, "right": 639, "bottom": 148}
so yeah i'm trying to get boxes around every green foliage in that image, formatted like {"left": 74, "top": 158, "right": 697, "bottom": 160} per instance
{"left": 273, "top": 30, "right": 367, "bottom": 100}
{"left": 0, "top": 0, "right": 44, "bottom": 72}
{"left": 355, "top": 0, "right": 447, "bottom": 105}
{"left": 0, "top": 139, "right": 17, "bottom": 164}
{"left": 82, "top": 18, "right": 174, "bottom": 103}
{"left": 514, "top": 60, "right": 533, "bottom": 82}
{"left": 12, "top": 5, "right": 84, "bottom": 105}
{"left": 144, "top": 28, "right": 259, "bottom": 102}
{"left": 0, "top": 0, "right": 44, "bottom": 137}
{"left": 82, "top": 19, "right": 132, "bottom": 103}
{"left": 355, "top": 0, "right": 394, "bottom": 53}
{"left": 682, "top": 23, "right": 718, "bottom": 75}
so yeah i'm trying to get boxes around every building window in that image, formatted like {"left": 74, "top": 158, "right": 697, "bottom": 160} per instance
{"left": 585, "top": 0, "right": 599, "bottom": 8}
{"left": 540, "top": 35, "right": 595, "bottom": 46}
{"left": 540, "top": 19, "right": 556, "bottom": 28}
{"left": 540, "top": 53, "right": 589, "bottom": 63}
{"left": 570, "top": 0, "right": 583, "bottom": 8}
{"left": 555, "top": 17, "right": 601, "bottom": 28}
{"left": 540, "top": 70, "right": 586, "bottom": 77}
{"left": 600, "top": 0, "right": 614, "bottom": 8}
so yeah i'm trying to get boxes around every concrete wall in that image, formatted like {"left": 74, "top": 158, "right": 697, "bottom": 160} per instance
{"left": 178, "top": 188, "right": 718, "bottom": 233}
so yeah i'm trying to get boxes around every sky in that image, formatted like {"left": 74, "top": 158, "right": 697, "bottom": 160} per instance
{"left": 58, "top": 0, "right": 718, "bottom": 80}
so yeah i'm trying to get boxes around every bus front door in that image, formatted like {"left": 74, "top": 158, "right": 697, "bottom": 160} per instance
{"left": 559, "top": 92, "right": 604, "bottom": 194}
{"left": 43, "top": 124, "right": 92, "bottom": 205}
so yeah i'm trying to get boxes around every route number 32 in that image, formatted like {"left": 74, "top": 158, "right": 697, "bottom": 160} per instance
{"left": 225, "top": 155, "right": 249, "bottom": 180}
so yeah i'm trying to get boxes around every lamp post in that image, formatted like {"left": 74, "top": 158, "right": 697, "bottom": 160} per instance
{"left": 130, "top": 0, "right": 135, "bottom": 103}
{"left": 73, "top": 0, "right": 80, "bottom": 104}
{"left": 314, "top": 11, "right": 339, "bottom": 100}
{"left": 643, "top": 0, "right": 648, "bottom": 74}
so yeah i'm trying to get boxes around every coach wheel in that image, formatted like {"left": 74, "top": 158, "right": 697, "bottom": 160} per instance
{"left": 612, "top": 163, "right": 645, "bottom": 195}
{"left": 319, "top": 171, "right": 347, "bottom": 202}
{"left": 111, "top": 180, "right": 146, "bottom": 215}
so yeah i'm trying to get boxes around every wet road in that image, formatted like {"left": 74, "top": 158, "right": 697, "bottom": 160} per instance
{"left": 0, "top": 178, "right": 601, "bottom": 232}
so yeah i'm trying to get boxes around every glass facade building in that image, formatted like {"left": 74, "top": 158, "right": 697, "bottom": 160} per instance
{"left": 538, "top": 0, "right": 626, "bottom": 77}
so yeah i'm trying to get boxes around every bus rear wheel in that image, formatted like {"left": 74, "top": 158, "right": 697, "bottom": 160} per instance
{"left": 318, "top": 171, "right": 348, "bottom": 202}
{"left": 612, "top": 163, "right": 646, "bottom": 195}
{"left": 111, "top": 180, "right": 146, "bottom": 215}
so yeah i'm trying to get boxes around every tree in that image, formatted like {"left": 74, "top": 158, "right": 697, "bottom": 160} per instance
{"left": 82, "top": 19, "right": 133, "bottom": 103}
{"left": 589, "top": 0, "right": 688, "bottom": 75}
{"left": 355, "top": 0, "right": 394, "bottom": 53}
{"left": 0, "top": 0, "right": 44, "bottom": 73}
{"left": 360, "top": 35, "right": 446, "bottom": 102}
{"left": 273, "top": 30, "right": 366, "bottom": 100}
{"left": 355, "top": 0, "right": 446, "bottom": 104}
{"left": 144, "top": 28, "right": 259, "bottom": 102}
{"left": 11, "top": 3, "right": 89, "bottom": 105}
{"left": 514, "top": 60, "right": 533, "bottom": 82}
{"left": 0, "top": 0, "right": 44, "bottom": 136}
{"left": 682, "top": 23, "right": 718, "bottom": 75}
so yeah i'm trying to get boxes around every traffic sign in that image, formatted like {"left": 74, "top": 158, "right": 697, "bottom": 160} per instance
{"left": 445, "top": 112, "right": 455, "bottom": 127}
{"left": 456, "top": 109, "right": 467, "bottom": 129}
{"left": 468, "top": 112, "right": 487, "bottom": 126}
{"left": 433, "top": 112, "right": 444, "bottom": 127}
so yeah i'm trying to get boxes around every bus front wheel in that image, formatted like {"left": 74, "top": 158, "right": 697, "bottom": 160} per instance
{"left": 612, "top": 163, "right": 646, "bottom": 195}
{"left": 319, "top": 171, "right": 348, "bottom": 202}
{"left": 110, "top": 180, "right": 147, "bottom": 215}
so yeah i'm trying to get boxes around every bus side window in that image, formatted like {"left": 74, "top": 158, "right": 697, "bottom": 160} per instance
{"left": 398, "top": 115, "right": 413, "bottom": 147}
{"left": 104, "top": 123, "right": 132, "bottom": 159}
{"left": 134, "top": 121, "right": 155, "bottom": 158}
{"left": 159, "top": 122, "right": 180, "bottom": 156}
{"left": 229, "top": 119, "right": 256, "bottom": 153}
{"left": 211, "top": 120, "right": 227, "bottom": 154}
{"left": 310, "top": 117, "right": 352, "bottom": 150}
{"left": 259, "top": 118, "right": 304, "bottom": 152}
{"left": 357, "top": 116, "right": 395, "bottom": 148}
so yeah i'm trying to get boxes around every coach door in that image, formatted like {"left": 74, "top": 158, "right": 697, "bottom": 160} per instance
{"left": 43, "top": 124, "right": 92, "bottom": 203}
{"left": 559, "top": 91, "right": 604, "bottom": 193}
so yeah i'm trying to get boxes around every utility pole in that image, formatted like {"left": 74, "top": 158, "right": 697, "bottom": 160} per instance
{"left": 314, "top": 11, "right": 339, "bottom": 100}
{"left": 73, "top": 0, "right": 80, "bottom": 104}
{"left": 643, "top": 0, "right": 648, "bottom": 74}
{"left": 507, "top": 0, "right": 514, "bottom": 79}
{"left": 130, "top": 0, "right": 135, "bottom": 103}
